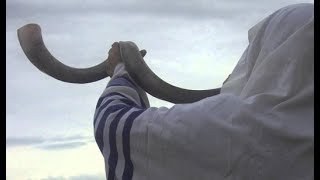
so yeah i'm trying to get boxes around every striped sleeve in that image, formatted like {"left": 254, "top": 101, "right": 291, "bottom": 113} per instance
{"left": 93, "top": 63, "right": 151, "bottom": 180}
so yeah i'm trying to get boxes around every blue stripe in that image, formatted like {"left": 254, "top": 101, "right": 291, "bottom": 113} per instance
{"left": 107, "top": 76, "right": 147, "bottom": 108}
{"left": 100, "top": 76, "right": 147, "bottom": 108}
{"left": 108, "top": 107, "right": 131, "bottom": 180}
{"left": 121, "top": 76, "right": 137, "bottom": 87}
{"left": 107, "top": 76, "right": 137, "bottom": 90}
{"left": 94, "top": 99, "right": 116, "bottom": 125}
{"left": 107, "top": 168, "right": 115, "bottom": 180}
{"left": 96, "top": 92, "right": 130, "bottom": 108}
{"left": 119, "top": 76, "right": 147, "bottom": 108}
{"left": 122, "top": 109, "right": 145, "bottom": 180}
{"left": 94, "top": 97, "right": 138, "bottom": 126}
{"left": 116, "top": 76, "right": 137, "bottom": 88}
{"left": 95, "top": 104, "right": 128, "bottom": 153}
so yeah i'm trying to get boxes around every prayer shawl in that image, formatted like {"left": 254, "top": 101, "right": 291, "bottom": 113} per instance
{"left": 94, "top": 3, "right": 314, "bottom": 180}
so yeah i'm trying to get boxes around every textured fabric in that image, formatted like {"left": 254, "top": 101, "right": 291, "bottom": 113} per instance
{"left": 94, "top": 3, "right": 314, "bottom": 180}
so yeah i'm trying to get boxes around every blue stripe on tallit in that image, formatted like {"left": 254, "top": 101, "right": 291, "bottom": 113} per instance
{"left": 107, "top": 76, "right": 137, "bottom": 90}
{"left": 96, "top": 92, "right": 132, "bottom": 109}
{"left": 100, "top": 76, "right": 147, "bottom": 108}
{"left": 107, "top": 107, "right": 131, "bottom": 180}
{"left": 122, "top": 109, "right": 145, "bottom": 180}
{"left": 95, "top": 75, "right": 148, "bottom": 179}
{"left": 95, "top": 104, "right": 128, "bottom": 153}
{"left": 94, "top": 97, "right": 138, "bottom": 126}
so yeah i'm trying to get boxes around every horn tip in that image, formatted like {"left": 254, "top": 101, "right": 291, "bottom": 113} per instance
{"left": 17, "top": 23, "right": 42, "bottom": 43}
{"left": 17, "top": 23, "right": 41, "bottom": 34}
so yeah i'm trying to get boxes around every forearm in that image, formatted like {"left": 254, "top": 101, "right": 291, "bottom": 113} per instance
{"left": 93, "top": 62, "right": 154, "bottom": 179}
{"left": 94, "top": 63, "right": 150, "bottom": 152}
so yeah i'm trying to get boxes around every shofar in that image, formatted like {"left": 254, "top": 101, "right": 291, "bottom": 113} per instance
{"left": 17, "top": 23, "right": 221, "bottom": 104}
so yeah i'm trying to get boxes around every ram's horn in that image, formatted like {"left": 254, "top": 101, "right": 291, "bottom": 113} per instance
{"left": 18, "top": 24, "right": 107, "bottom": 83}
{"left": 18, "top": 23, "right": 220, "bottom": 104}
{"left": 119, "top": 41, "right": 220, "bottom": 104}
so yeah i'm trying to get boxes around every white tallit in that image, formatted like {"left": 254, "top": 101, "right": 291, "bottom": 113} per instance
{"left": 94, "top": 3, "right": 314, "bottom": 180}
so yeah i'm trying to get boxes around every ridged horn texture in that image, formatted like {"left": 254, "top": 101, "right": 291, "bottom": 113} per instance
{"left": 17, "top": 23, "right": 221, "bottom": 104}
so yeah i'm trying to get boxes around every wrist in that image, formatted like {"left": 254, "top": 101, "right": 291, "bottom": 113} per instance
{"left": 110, "top": 63, "right": 127, "bottom": 79}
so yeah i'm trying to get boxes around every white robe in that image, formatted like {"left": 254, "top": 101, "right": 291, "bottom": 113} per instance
{"left": 94, "top": 3, "right": 314, "bottom": 180}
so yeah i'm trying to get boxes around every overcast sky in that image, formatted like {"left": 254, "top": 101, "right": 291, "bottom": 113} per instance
{"left": 6, "top": 0, "right": 313, "bottom": 179}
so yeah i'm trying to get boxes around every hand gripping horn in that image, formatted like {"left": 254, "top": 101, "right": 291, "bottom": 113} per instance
{"left": 17, "top": 23, "right": 221, "bottom": 104}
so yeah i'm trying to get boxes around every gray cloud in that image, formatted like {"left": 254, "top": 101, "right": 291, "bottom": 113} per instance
{"left": 7, "top": 0, "right": 310, "bottom": 20}
{"left": 5, "top": 1, "right": 248, "bottom": 19}
{"left": 6, "top": 136, "right": 45, "bottom": 147}
{"left": 6, "top": 134, "right": 94, "bottom": 150}
{"left": 38, "top": 141, "right": 88, "bottom": 151}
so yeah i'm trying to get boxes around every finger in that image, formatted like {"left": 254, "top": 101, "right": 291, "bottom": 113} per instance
{"left": 140, "top": 49, "right": 147, "bottom": 57}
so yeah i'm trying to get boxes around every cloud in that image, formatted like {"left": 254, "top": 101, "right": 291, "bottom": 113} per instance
{"left": 38, "top": 142, "right": 88, "bottom": 151}
{"left": 41, "top": 174, "right": 105, "bottom": 180}
{"left": 6, "top": 137, "right": 44, "bottom": 147}
{"left": 5, "top": 0, "right": 248, "bottom": 19}
{"left": 69, "top": 174, "right": 105, "bottom": 180}
{"left": 7, "top": 0, "right": 311, "bottom": 20}
{"left": 40, "top": 176, "right": 66, "bottom": 180}
{"left": 6, "top": 135, "right": 95, "bottom": 150}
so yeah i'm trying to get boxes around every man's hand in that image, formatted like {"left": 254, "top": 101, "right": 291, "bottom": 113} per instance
{"left": 106, "top": 42, "right": 122, "bottom": 77}
{"left": 106, "top": 42, "right": 147, "bottom": 77}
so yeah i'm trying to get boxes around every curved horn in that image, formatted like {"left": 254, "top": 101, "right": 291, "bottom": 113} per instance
{"left": 119, "top": 41, "right": 220, "bottom": 104}
{"left": 17, "top": 23, "right": 109, "bottom": 83}
{"left": 18, "top": 23, "right": 221, "bottom": 104}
